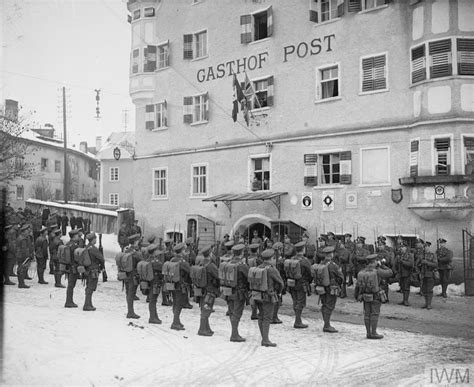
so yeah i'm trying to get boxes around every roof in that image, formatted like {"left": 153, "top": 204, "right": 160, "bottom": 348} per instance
{"left": 203, "top": 192, "right": 287, "bottom": 202}
{"left": 96, "top": 131, "right": 135, "bottom": 160}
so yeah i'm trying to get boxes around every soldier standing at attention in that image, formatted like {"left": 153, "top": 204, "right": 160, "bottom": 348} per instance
{"left": 319, "top": 245, "right": 344, "bottom": 333}
{"left": 15, "top": 225, "right": 31, "bottom": 289}
{"left": 161, "top": 238, "right": 174, "bottom": 306}
{"left": 197, "top": 246, "right": 219, "bottom": 336}
{"left": 220, "top": 240, "right": 234, "bottom": 266}
{"left": 302, "top": 232, "right": 316, "bottom": 265}
{"left": 50, "top": 229, "right": 65, "bottom": 288}
{"left": 225, "top": 244, "right": 249, "bottom": 342}
{"left": 3, "top": 225, "right": 16, "bottom": 285}
{"left": 375, "top": 237, "right": 393, "bottom": 302}
{"left": 344, "top": 233, "right": 355, "bottom": 286}
{"left": 118, "top": 223, "right": 129, "bottom": 252}
{"left": 355, "top": 253, "right": 393, "bottom": 339}
{"left": 248, "top": 243, "right": 262, "bottom": 320}
{"left": 315, "top": 235, "right": 328, "bottom": 264}
{"left": 83, "top": 233, "right": 105, "bottom": 311}
{"left": 124, "top": 234, "right": 143, "bottom": 319}
{"left": 65, "top": 229, "right": 82, "bottom": 307}
{"left": 254, "top": 249, "right": 284, "bottom": 347}
{"left": 283, "top": 234, "right": 295, "bottom": 259}
{"left": 34, "top": 226, "right": 49, "bottom": 285}
{"left": 287, "top": 241, "right": 312, "bottom": 329}
{"left": 146, "top": 243, "right": 164, "bottom": 324}
{"left": 61, "top": 212, "right": 69, "bottom": 236}
{"left": 271, "top": 241, "right": 285, "bottom": 324}
{"left": 170, "top": 242, "right": 192, "bottom": 330}
{"left": 353, "top": 237, "right": 369, "bottom": 278}
{"left": 436, "top": 238, "right": 453, "bottom": 298}
{"left": 397, "top": 242, "right": 414, "bottom": 306}
{"left": 418, "top": 241, "right": 438, "bottom": 309}
{"left": 413, "top": 238, "right": 425, "bottom": 296}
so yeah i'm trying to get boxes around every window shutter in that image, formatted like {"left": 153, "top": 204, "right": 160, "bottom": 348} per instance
{"left": 337, "top": 0, "right": 345, "bottom": 17}
{"left": 410, "top": 140, "right": 419, "bottom": 177}
{"left": 411, "top": 44, "right": 426, "bottom": 83}
{"left": 166, "top": 42, "right": 170, "bottom": 67}
{"left": 304, "top": 154, "right": 318, "bottom": 186}
{"left": 204, "top": 93, "right": 209, "bottom": 121}
{"left": 144, "top": 45, "right": 157, "bottom": 72}
{"left": 240, "top": 14, "right": 252, "bottom": 44}
{"left": 127, "top": 14, "right": 132, "bottom": 23}
{"left": 429, "top": 39, "right": 452, "bottom": 79}
{"left": 435, "top": 138, "right": 450, "bottom": 176}
{"left": 309, "top": 0, "right": 319, "bottom": 23}
{"left": 464, "top": 137, "right": 474, "bottom": 150}
{"left": 183, "top": 34, "right": 193, "bottom": 59}
{"left": 132, "top": 49, "right": 139, "bottom": 74}
{"left": 362, "top": 57, "right": 374, "bottom": 92}
{"left": 266, "top": 76, "right": 274, "bottom": 106}
{"left": 373, "top": 54, "right": 386, "bottom": 90}
{"left": 435, "top": 138, "right": 450, "bottom": 151}
{"left": 266, "top": 6, "right": 273, "bottom": 37}
{"left": 183, "top": 96, "right": 193, "bottom": 124}
{"left": 340, "top": 151, "right": 352, "bottom": 184}
{"left": 163, "top": 100, "right": 168, "bottom": 127}
{"left": 145, "top": 104, "right": 155, "bottom": 130}
{"left": 457, "top": 38, "right": 474, "bottom": 76}
{"left": 348, "top": 0, "right": 361, "bottom": 12}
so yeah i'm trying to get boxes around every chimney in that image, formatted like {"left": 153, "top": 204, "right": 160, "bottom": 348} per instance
{"left": 96, "top": 136, "right": 102, "bottom": 151}
{"left": 79, "top": 141, "right": 88, "bottom": 153}
{"left": 4, "top": 99, "right": 19, "bottom": 122}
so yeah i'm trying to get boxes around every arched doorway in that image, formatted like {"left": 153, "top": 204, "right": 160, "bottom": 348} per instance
{"left": 231, "top": 214, "right": 272, "bottom": 244}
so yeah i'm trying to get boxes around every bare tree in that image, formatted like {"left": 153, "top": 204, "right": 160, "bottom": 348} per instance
{"left": 31, "top": 180, "right": 54, "bottom": 201}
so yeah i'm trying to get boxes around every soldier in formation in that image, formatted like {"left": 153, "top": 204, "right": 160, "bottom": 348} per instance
{"left": 83, "top": 233, "right": 105, "bottom": 311}
{"left": 436, "top": 238, "right": 453, "bottom": 298}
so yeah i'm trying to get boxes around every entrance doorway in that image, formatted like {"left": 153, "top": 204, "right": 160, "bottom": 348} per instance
{"left": 231, "top": 214, "right": 272, "bottom": 244}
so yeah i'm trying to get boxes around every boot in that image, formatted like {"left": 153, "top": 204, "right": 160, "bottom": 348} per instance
{"left": 364, "top": 317, "right": 371, "bottom": 339}
{"left": 250, "top": 304, "right": 258, "bottom": 320}
{"left": 293, "top": 310, "right": 308, "bottom": 329}
{"left": 271, "top": 303, "right": 282, "bottom": 324}
{"left": 3, "top": 274, "right": 15, "bottom": 285}
{"left": 257, "top": 320, "right": 263, "bottom": 337}
{"left": 38, "top": 269, "right": 48, "bottom": 285}
{"left": 322, "top": 310, "right": 338, "bottom": 333}
{"left": 54, "top": 274, "right": 66, "bottom": 288}
{"left": 426, "top": 294, "right": 433, "bottom": 310}
{"left": 441, "top": 284, "right": 448, "bottom": 298}
{"left": 261, "top": 322, "right": 276, "bottom": 347}
{"left": 171, "top": 311, "right": 184, "bottom": 330}
{"left": 369, "top": 317, "right": 383, "bottom": 339}
{"left": 18, "top": 272, "right": 30, "bottom": 289}
{"left": 421, "top": 296, "right": 428, "bottom": 309}
{"left": 148, "top": 297, "right": 162, "bottom": 324}
{"left": 206, "top": 319, "right": 214, "bottom": 335}
{"left": 198, "top": 316, "right": 212, "bottom": 336}
{"left": 230, "top": 320, "right": 245, "bottom": 342}
{"left": 403, "top": 291, "right": 410, "bottom": 306}
{"left": 162, "top": 292, "right": 172, "bottom": 306}
{"left": 83, "top": 291, "right": 96, "bottom": 311}
{"left": 126, "top": 290, "right": 140, "bottom": 318}
{"left": 65, "top": 287, "right": 78, "bottom": 308}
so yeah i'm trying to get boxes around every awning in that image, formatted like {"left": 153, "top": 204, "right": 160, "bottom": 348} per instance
{"left": 203, "top": 192, "right": 288, "bottom": 218}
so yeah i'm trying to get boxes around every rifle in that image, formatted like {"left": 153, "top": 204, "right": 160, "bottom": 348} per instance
{"left": 99, "top": 233, "right": 108, "bottom": 282}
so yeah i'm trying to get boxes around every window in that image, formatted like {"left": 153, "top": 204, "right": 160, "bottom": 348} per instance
{"left": 41, "top": 158, "right": 48, "bottom": 172}
{"left": 144, "top": 7, "right": 155, "bottom": 17}
{"left": 109, "top": 193, "right": 119, "bottom": 206}
{"left": 348, "top": 0, "right": 391, "bottom": 12}
{"left": 152, "top": 168, "right": 167, "bottom": 198}
{"left": 309, "top": 0, "right": 344, "bottom": 23}
{"left": 133, "top": 9, "right": 140, "bottom": 20}
{"left": 434, "top": 138, "right": 451, "bottom": 175}
{"left": 464, "top": 137, "right": 474, "bottom": 175}
{"left": 145, "top": 102, "right": 167, "bottom": 130}
{"left": 183, "top": 93, "right": 209, "bottom": 124}
{"left": 55, "top": 189, "right": 61, "bottom": 200}
{"left": 429, "top": 39, "right": 452, "bottom": 79}
{"left": 317, "top": 64, "right": 339, "bottom": 100}
{"left": 183, "top": 30, "right": 208, "bottom": 60}
{"left": 191, "top": 164, "right": 208, "bottom": 196}
{"left": 303, "top": 151, "right": 352, "bottom": 186}
{"left": 16, "top": 185, "right": 24, "bottom": 200}
{"left": 361, "top": 54, "right": 387, "bottom": 93}
{"left": 158, "top": 41, "right": 170, "bottom": 69}
{"left": 250, "top": 156, "right": 270, "bottom": 191}
{"left": 360, "top": 147, "right": 390, "bottom": 185}
{"left": 131, "top": 49, "right": 140, "bottom": 74}
{"left": 244, "top": 76, "right": 274, "bottom": 110}
{"left": 55, "top": 160, "right": 61, "bottom": 173}
{"left": 240, "top": 6, "right": 273, "bottom": 44}
{"left": 144, "top": 45, "right": 156, "bottom": 72}
{"left": 457, "top": 38, "right": 474, "bottom": 76}
{"left": 110, "top": 167, "right": 119, "bottom": 182}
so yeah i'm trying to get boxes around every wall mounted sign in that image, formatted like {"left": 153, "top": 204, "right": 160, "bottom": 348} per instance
{"left": 301, "top": 192, "right": 312, "bottom": 210}
{"left": 322, "top": 191, "right": 334, "bottom": 211}
{"left": 113, "top": 147, "right": 121, "bottom": 161}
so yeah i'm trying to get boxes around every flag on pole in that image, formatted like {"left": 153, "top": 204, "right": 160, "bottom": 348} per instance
{"left": 232, "top": 74, "right": 244, "bottom": 122}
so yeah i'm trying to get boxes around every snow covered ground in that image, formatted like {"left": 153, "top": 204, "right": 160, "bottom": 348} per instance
{"left": 2, "top": 234, "right": 473, "bottom": 386}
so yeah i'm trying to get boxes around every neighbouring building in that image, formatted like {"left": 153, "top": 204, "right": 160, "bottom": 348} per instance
{"left": 126, "top": 0, "right": 474, "bottom": 256}
{"left": 97, "top": 131, "right": 136, "bottom": 208}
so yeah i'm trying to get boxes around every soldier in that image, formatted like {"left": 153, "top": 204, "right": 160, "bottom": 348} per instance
{"left": 315, "top": 235, "right": 328, "bottom": 264}
{"left": 83, "top": 233, "right": 105, "bottom": 311}
{"left": 197, "top": 246, "right": 219, "bottom": 336}
{"left": 253, "top": 248, "right": 284, "bottom": 347}
{"left": 336, "top": 243, "right": 351, "bottom": 298}
{"left": 161, "top": 238, "right": 174, "bottom": 306}
{"left": 169, "top": 242, "right": 192, "bottom": 330}
{"left": 25, "top": 223, "right": 35, "bottom": 281}
{"left": 354, "top": 253, "right": 393, "bottom": 339}
{"left": 286, "top": 240, "right": 312, "bottom": 329}
{"left": 436, "top": 238, "right": 453, "bottom": 298}
{"left": 3, "top": 225, "right": 16, "bottom": 285}
{"left": 50, "top": 228, "right": 65, "bottom": 288}
{"left": 283, "top": 234, "right": 294, "bottom": 259}
{"left": 352, "top": 237, "right": 369, "bottom": 278}
{"left": 15, "top": 224, "right": 32, "bottom": 289}
{"left": 220, "top": 234, "right": 230, "bottom": 256}
{"left": 220, "top": 240, "right": 234, "bottom": 266}
{"left": 75, "top": 216, "right": 84, "bottom": 232}
{"left": 65, "top": 229, "right": 82, "bottom": 307}
{"left": 145, "top": 243, "right": 164, "bottom": 324}
{"left": 34, "top": 226, "right": 49, "bottom": 285}
{"left": 418, "top": 241, "right": 438, "bottom": 309}
{"left": 124, "top": 234, "right": 143, "bottom": 318}
{"left": 184, "top": 237, "right": 197, "bottom": 266}
{"left": 344, "top": 233, "right": 356, "bottom": 286}
{"left": 130, "top": 219, "right": 142, "bottom": 237}
{"left": 31, "top": 215, "right": 42, "bottom": 242}
{"left": 118, "top": 223, "right": 129, "bottom": 252}
{"left": 271, "top": 241, "right": 285, "bottom": 324}
{"left": 302, "top": 232, "right": 316, "bottom": 265}
{"left": 76, "top": 228, "right": 85, "bottom": 248}
{"left": 326, "top": 232, "right": 337, "bottom": 247}
{"left": 61, "top": 212, "right": 69, "bottom": 236}
{"left": 319, "top": 245, "right": 344, "bottom": 333}
{"left": 375, "top": 237, "right": 394, "bottom": 302}
{"left": 251, "top": 230, "right": 263, "bottom": 246}
{"left": 224, "top": 244, "right": 249, "bottom": 342}
{"left": 248, "top": 243, "right": 262, "bottom": 320}
{"left": 397, "top": 242, "right": 414, "bottom": 306}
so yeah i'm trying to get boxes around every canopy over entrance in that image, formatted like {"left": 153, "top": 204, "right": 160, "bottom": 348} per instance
{"left": 203, "top": 192, "right": 288, "bottom": 218}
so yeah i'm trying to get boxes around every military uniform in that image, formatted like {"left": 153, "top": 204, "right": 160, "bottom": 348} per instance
{"left": 16, "top": 226, "right": 32, "bottom": 288}
{"left": 169, "top": 243, "right": 192, "bottom": 330}
{"left": 118, "top": 225, "right": 129, "bottom": 252}
{"left": 352, "top": 243, "right": 369, "bottom": 278}
{"left": 161, "top": 240, "right": 174, "bottom": 306}
{"left": 397, "top": 246, "right": 414, "bottom": 306}
{"left": 3, "top": 225, "right": 17, "bottom": 285}
{"left": 247, "top": 244, "right": 262, "bottom": 320}
{"left": 436, "top": 239, "right": 453, "bottom": 298}
{"left": 144, "top": 244, "right": 164, "bottom": 323}
{"left": 83, "top": 233, "right": 105, "bottom": 311}
{"left": 418, "top": 242, "right": 438, "bottom": 309}
{"left": 355, "top": 254, "right": 393, "bottom": 339}
{"left": 124, "top": 234, "right": 143, "bottom": 318}
{"left": 49, "top": 229, "right": 65, "bottom": 287}
{"left": 197, "top": 246, "right": 219, "bottom": 336}
{"left": 65, "top": 230, "right": 82, "bottom": 307}
{"left": 34, "top": 227, "right": 49, "bottom": 284}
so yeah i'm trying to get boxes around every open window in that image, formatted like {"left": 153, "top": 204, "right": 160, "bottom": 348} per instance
{"left": 240, "top": 6, "right": 273, "bottom": 44}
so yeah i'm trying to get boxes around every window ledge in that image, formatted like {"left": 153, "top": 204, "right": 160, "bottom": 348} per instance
{"left": 155, "top": 66, "right": 170, "bottom": 73}
{"left": 400, "top": 174, "right": 474, "bottom": 186}
{"left": 151, "top": 127, "right": 168, "bottom": 132}
{"left": 191, "top": 54, "right": 209, "bottom": 62}
{"left": 314, "top": 96, "right": 342, "bottom": 105}
{"left": 249, "top": 189, "right": 271, "bottom": 193}
{"left": 314, "top": 17, "right": 341, "bottom": 27}
{"left": 190, "top": 120, "right": 209, "bottom": 126}
{"left": 359, "top": 183, "right": 391, "bottom": 187}
{"left": 190, "top": 194, "right": 208, "bottom": 199}
{"left": 410, "top": 75, "right": 474, "bottom": 88}
{"left": 109, "top": 180, "right": 120, "bottom": 183}
{"left": 312, "top": 184, "right": 345, "bottom": 190}
{"left": 151, "top": 196, "right": 168, "bottom": 201}
{"left": 358, "top": 88, "right": 389, "bottom": 96}
{"left": 358, "top": 5, "right": 389, "bottom": 14}
{"left": 249, "top": 37, "right": 271, "bottom": 46}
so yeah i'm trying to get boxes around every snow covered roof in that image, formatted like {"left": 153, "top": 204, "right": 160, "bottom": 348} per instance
{"left": 96, "top": 131, "right": 135, "bottom": 160}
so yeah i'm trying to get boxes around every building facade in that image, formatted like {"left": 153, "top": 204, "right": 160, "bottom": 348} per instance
{"left": 127, "top": 0, "right": 474, "bottom": 256}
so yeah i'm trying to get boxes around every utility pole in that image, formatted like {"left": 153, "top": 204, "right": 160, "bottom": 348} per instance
{"left": 62, "top": 86, "right": 68, "bottom": 204}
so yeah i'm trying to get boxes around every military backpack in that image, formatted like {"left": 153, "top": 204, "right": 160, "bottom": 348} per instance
{"left": 311, "top": 262, "right": 330, "bottom": 294}
{"left": 248, "top": 266, "right": 269, "bottom": 292}
{"left": 357, "top": 268, "right": 380, "bottom": 294}
{"left": 57, "top": 245, "right": 72, "bottom": 265}
{"left": 115, "top": 252, "right": 134, "bottom": 280}
{"left": 284, "top": 258, "right": 302, "bottom": 287}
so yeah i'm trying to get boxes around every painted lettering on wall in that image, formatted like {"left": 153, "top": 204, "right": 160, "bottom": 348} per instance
{"left": 283, "top": 34, "right": 335, "bottom": 62}
{"left": 197, "top": 52, "right": 269, "bottom": 83}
